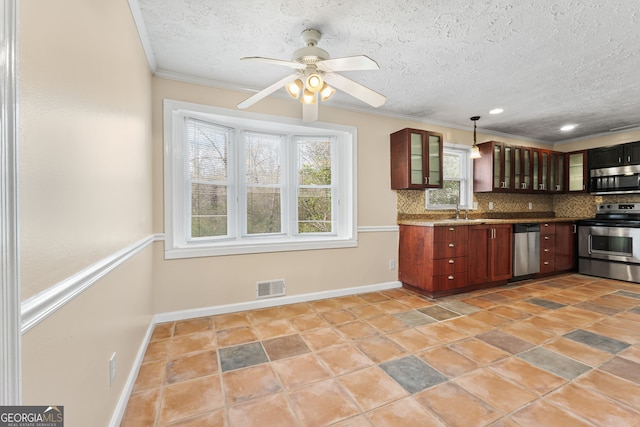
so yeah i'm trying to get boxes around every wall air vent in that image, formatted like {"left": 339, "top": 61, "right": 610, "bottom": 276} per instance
{"left": 256, "top": 279, "right": 286, "bottom": 299}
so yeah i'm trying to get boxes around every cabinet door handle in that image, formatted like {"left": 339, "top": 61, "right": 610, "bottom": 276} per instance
{"left": 628, "top": 156, "right": 631, "bottom": 163}
{"left": 544, "top": 248, "right": 550, "bottom": 252}
{"left": 544, "top": 261, "right": 550, "bottom": 265}
{"left": 425, "top": 177, "right": 428, "bottom": 184}
{"left": 448, "top": 275, "right": 454, "bottom": 280}
{"left": 449, "top": 259, "right": 455, "bottom": 264}
{"left": 448, "top": 243, "right": 455, "bottom": 247}
{"left": 573, "top": 224, "right": 577, "bottom": 233}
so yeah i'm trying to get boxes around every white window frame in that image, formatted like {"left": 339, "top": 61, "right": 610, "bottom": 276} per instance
{"left": 163, "top": 100, "right": 357, "bottom": 259}
{"left": 426, "top": 143, "right": 474, "bottom": 210}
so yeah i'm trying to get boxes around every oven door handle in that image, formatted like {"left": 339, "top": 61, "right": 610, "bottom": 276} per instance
{"left": 588, "top": 234, "right": 592, "bottom": 255}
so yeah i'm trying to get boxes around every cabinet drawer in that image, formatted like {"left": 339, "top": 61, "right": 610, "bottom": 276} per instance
{"left": 434, "top": 226, "right": 468, "bottom": 242}
{"left": 433, "top": 242, "right": 468, "bottom": 259}
{"left": 540, "top": 223, "right": 555, "bottom": 235}
{"left": 541, "top": 234, "right": 555, "bottom": 245}
{"left": 433, "top": 257, "right": 468, "bottom": 275}
{"left": 433, "top": 272, "right": 468, "bottom": 291}
{"left": 540, "top": 257, "right": 555, "bottom": 273}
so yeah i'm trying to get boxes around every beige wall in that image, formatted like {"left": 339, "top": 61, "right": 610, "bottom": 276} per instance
{"left": 151, "top": 77, "right": 446, "bottom": 312}
{"left": 18, "top": 0, "right": 154, "bottom": 424}
{"left": 555, "top": 129, "right": 640, "bottom": 153}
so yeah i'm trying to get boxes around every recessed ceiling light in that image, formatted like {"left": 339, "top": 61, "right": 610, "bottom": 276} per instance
{"left": 560, "top": 124, "right": 577, "bottom": 131}
{"left": 489, "top": 108, "right": 504, "bottom": 115}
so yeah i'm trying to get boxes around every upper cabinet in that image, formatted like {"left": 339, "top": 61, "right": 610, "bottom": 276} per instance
{"left": 473, "top": 141, "right": 509, "bottom": 192}
{"left": 588, "top": 141, "right": 640, "bottom": 169}
{"left": 566, "top": 150, "right": 588, "bottom": 193}
{"left": 390, "top": 128, "right": 443, "bottom": 190}
{"left": 474, "top": 142, "right": 565, "bottom": 193}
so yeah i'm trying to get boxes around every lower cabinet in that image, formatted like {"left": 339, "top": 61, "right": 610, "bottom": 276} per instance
{"left": 540, "top": 221, "right": 577, "bottom": 273}
{"left": 468, "top": 224, "right": 513, "bottom": 285}
{"left": 399, "top": 221, "right": 574, "bottom": 298}
{"left": 399, "top": 224, "right": 512, "bottom": 297}
{"left": 398, "top": 225, "right": 468, "bottom": 297}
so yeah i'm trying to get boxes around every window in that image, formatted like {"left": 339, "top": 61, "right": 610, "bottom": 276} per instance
{"left": 164, "top": 100, "right": 356, "bottom": 258}
{"left": 426, "top": 144, "right": 474, "bottom": 209}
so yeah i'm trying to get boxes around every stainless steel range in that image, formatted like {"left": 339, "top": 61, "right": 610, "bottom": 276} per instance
{"left": 576, "top": 203, "right": 640, "bottom": 282}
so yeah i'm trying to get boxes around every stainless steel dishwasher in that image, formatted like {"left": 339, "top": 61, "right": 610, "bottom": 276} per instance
{"left": 512, "top": 223, "right": 540, "bottom": 278}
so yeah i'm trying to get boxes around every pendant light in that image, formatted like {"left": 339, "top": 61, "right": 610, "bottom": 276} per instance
{"left": 470, "top": 116, "right": 482, "bottom": 159}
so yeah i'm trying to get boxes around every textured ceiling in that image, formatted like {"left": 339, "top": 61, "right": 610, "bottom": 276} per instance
{"left": 132, "top": 0, "right": 640, "bottom": 143}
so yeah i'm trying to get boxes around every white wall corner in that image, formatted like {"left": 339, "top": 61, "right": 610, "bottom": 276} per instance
{"left": 0, "top": 0, "right": 21, "bottom": 405}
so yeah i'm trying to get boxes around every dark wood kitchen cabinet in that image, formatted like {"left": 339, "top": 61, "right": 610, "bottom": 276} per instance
{"left": 540, "top": 222, "right": 556, "bottom": 274}
{"left": 468, "top": 224, "right": 513, "bottom": 285}
{"left": 398, "top": 225, "right": 468, "bottom": 297}
{"left": 390, "top": 128, "right": 443, "bottom": 189}
{"left": 589, "top": 141, "right": 640, "bottom": 169}
{"left": 539, "top": 221, "right": 577, "bottom": 275}
{"left": 473, "top": 141, "right": 514, "bottom": 192}
{"left": 554, "top": 222, "right": 577, "bottom": 272}
{"left": 513, "top": 146, "right": 533, "bottom": 191}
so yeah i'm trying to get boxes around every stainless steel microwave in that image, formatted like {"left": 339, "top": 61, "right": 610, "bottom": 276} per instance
{"left": 590, "top": 165, "right": 640, "bottom": 194}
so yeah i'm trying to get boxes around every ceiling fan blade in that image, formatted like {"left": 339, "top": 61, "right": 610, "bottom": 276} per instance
{"left": 302, "top": 101, "right": 318, "bottom": 122}
{"left": 237, "top": 74, "right": 299, "bottom": 109}
{"left": 316, "top": 55, "right": 380, "bottom": 72}
{"left": 323, "top": 73, "right": 386, "bottom": 108}
{"left": 241, "top": 56, "right": 305, "bottom": 70}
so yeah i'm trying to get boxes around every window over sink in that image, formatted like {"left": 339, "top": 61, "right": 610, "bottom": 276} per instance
{"left": 426, "top": 144, "right": 474, "bottom": 210}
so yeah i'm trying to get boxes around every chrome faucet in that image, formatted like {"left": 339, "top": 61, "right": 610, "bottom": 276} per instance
{"left": 455, "top": 205, "right": 460, "bottom": 220}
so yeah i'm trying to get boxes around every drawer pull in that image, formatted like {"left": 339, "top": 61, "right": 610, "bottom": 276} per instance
{"left": 449, "top": 259, "right": 454, "bottom": 264}
{"left": 448, "top": 227, "right": 455, "bottom": 231}
{"left": 544, "top": 248, "right": 550, "bottom": 252}
{"left": 544, "top": 261, "right": 549, "bottom": 265}
{"left": 544, "top": 236, "right": 550, "bottom": 240}
{"left": 544, "top": 223, "right": 549, "bottom": 227}
{"left": 448, "top": 243, "right": 455, "bottom": 247}
{"left": 448, "top": 275, "right": 454, "bottom": 280}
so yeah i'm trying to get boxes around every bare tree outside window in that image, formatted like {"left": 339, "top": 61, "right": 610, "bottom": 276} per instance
{"left": 297, "top": 137, "right": 333, "bottom": 233}
{"left": 244, "top": 131, "right": 283, "bottom": 234}
{"left": 188, "top": 119, "right": 230, "bottom": 238}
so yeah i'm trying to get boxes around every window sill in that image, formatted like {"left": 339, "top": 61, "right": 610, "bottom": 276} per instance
{"left": 164, "top": 237, "right": 358, "bottom": 259}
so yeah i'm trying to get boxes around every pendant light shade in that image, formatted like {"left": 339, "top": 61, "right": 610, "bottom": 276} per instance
{"left": 305, "top": 73, "right": 324, "bottom": 93}
{"left": 285, "top": 79, "right": 304, "bottom": 99}
{"left": 301, "top": 88, "right": 316, "bottom": 104}
{"left": 470, "top": 116, "right": 482, "bottom": 159}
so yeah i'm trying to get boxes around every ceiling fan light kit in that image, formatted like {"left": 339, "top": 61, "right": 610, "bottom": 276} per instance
{"left": 238, "top": 29, "right": 386, "bottom": 122}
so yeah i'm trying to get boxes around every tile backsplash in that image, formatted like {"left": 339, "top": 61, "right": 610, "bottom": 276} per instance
{"left": 396, "top": 190, "right": 640, "bottom": 220}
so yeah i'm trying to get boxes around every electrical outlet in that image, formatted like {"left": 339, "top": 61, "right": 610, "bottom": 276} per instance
{"left": 473, "top": 201, "right": 478, "bottom": 210}
{"left": 389, "top": 259, "right": 396, "bottom": 270}
{"left": 109, "top": 352, "right": 117, "bottom": 386}
{"left": 489, "top": 202, "right": 494, "bottom": 210}
{"left": 529, "top": 202, "right": 533, "bottom": 210}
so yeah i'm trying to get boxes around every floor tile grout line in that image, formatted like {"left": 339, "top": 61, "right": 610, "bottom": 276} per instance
{"left": 126, "top": 274, "right": 640, "bottom": 426}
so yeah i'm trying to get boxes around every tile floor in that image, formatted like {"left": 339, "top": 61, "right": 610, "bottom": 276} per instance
{"left": 120, "top": 274, "right": 640, "bottom": 426}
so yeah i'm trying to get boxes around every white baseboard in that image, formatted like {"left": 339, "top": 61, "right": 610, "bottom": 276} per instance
{"left": 110, "top": 280, "right": 401, "bottom": 425}
{"left": 154, "top": 280, "right": 402, "bottom": 324}
{"left": 108, "top": 321, "right": 155, "bottom": 427}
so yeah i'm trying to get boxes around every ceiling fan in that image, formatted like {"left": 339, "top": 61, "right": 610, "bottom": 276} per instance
{"left": 237, "top": 29, "right": 386, "bottom": 122}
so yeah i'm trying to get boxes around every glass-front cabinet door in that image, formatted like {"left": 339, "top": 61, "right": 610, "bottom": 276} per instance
{"left": 532, "top": 150, "right": 539, "bottom": 191}
{"left": 550, "top": 152, "right": 565, "bottom": 192}
{"left": 410, "top": 132, "right": 424, "bottom": 186}
{"left": 390, "top": 128, "right": 443, "bottom": 190}
{"left": 567, "top": 150, "right": 587, "bottom": 192}
{"left": 427, "top": 132, "right": 442, "bottom": 187}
